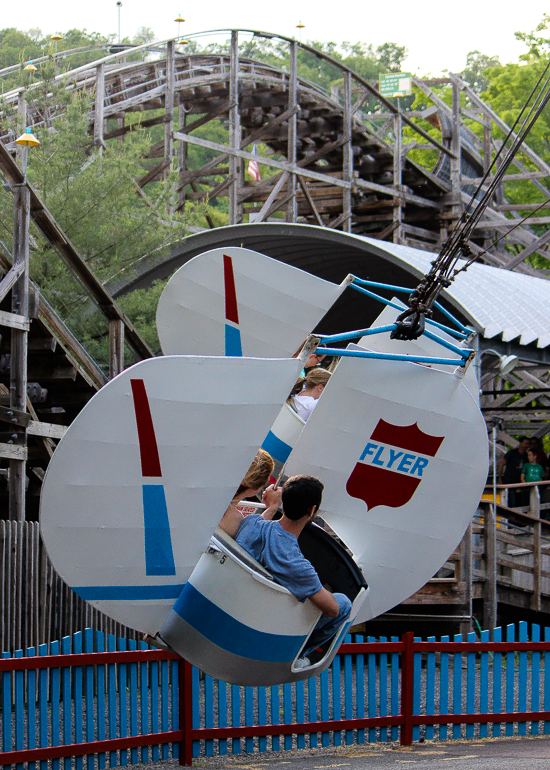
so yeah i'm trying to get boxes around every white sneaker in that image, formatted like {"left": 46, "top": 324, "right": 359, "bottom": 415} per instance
{"left": 294, "top": 656, "right": 311, "bottom": 670}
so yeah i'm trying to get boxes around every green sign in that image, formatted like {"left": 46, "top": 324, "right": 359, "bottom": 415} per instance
{"left": 379, "top": 72, "right": 412, "bottom": 98}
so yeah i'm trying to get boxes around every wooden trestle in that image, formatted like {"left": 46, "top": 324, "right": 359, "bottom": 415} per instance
{"left": 1, "top": 31, "right": 550, "bottom": 272}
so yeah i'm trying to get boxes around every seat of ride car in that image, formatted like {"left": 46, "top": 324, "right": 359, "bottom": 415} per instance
{"left": 298, "top": 522, "right": 367, "bottom": 602}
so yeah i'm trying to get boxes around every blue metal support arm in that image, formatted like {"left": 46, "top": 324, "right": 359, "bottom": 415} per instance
{"left": 433, "top": 300, "right": 472, "bottom": 334}
{"left": 348, "top": 283, "right": 468, "bottom": 341}
{"left": 422, "top": 328, "right": 473, "bottom": 359}
{"left": 315, "top": 347, "right": 465, "bottom": 366}
{"left": 348, "top": 281, "right": 404, "bottom": 312}
{"left": 350, "top": 276, "right": 414, "bottom": 295}
{"left": 318, "top": 325, "right": 397, "bottom": 345}
{"left": 318, "top": 326, "right": 471, "bottom": 359}
{"left": 348, "top": 276, "right": 471, "bottom": 339}
{"left": 425, "top": 318, "right": 469, "bottom": 340}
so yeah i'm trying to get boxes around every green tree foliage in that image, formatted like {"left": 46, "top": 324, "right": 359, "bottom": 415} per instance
{"left": 0, "top": 27, "right": 156, "bottom": 93}
{"left": 460, "top": 50, "right": 501, "bottom": 93}
{"left": 0, "top": 75, "right": 208, "bottom": 363}
{"left": 0, "top": 29, "right": 42, "bottom": 70}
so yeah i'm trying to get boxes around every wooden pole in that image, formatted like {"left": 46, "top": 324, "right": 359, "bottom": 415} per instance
{"left": 109, "top": 319, "right": 125, "bottom": 379}
{"left": 228, "top": 31, "right": 240, "bottom": 225}
{"left": 484, "top": 501, "right": 497, "bottom": 636}
{"left": 164, "top": 40, "right": 175, "bottom": 178}
{"left": 482, "top": 114, "right": 494, "bottom": 250}
{"left": 495, "top": 141, "right": 504, "bottom": 208}
{"left": 342, "top": 70, "right": 353, "bottom": 233}
{"left": 393, "top": 106, "right": 403, "bottom": 243}
{"left": 178, "top": 96, "right": 188, "bottom": 211}
{"left": 459, "top": 522, "right": 472, "bottom": 638}
{"left": 286, "top": 41, "right": 298, "bottom": 223}
{"left": 485, "top": 423, "right": 498, "bottom": 637}
{"left": 94, "top": 63, "right": 105, "bottom": 149}
{"left": 9, "top": 183, "right": 30, "bottom": 521}
{"left": 450, "top": 80, "right": 462, "bottom": 221}
{"left": 530, "top": 484, "right": 541, "bottom": 612}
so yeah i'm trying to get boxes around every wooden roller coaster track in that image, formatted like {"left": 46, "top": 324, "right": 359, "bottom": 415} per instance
{"left": 1, "top": 30, "right": 550, "bottom": 275}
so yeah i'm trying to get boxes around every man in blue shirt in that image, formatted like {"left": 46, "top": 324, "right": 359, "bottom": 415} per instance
{"left": 230, "top": 474, "right": 352, "bottom": 667}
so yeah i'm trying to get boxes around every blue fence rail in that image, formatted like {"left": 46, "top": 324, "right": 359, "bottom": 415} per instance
{"left": 2, "top": 622, "right": 550, "bottom": 768}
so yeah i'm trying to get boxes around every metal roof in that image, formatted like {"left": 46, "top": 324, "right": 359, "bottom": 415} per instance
{"left": 114, "top": 223, "right": 550, "bottom": 351}
{"left": 357, "top": 237, "right": 550, "bottom": 349}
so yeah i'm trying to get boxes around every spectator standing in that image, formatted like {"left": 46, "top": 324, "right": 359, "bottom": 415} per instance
{"left": 498, "top": 436, "right": 530, "bottom": 507}
{"left": 529, "top": 437, "right": 549, "bottom": 476}
{"left": 521, "top": 449, "right": 546, "bottom": 484}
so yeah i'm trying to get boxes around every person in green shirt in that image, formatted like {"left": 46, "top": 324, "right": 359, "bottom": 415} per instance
{"left": 521, "top": 449, "right": 546, "bottom": 483}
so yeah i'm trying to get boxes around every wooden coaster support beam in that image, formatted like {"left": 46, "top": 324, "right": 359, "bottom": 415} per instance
{"left": 450, "top": 79, "right": 463, "bottom": 222}
{"left": 94, "top": 63, "right": 105, "bottom": 149}
{"left": 228, "top": 31, "right": 240, "bottom": 225}
{"left": 342, "top": 71, "right": 353, "bottom": 235}
{"left": 109, "top": 319, "right": 125, "bottom": 379}
{"left": 164, "top": 40, "right": 175, "bottom": 182}
{"left": 8, "top": 183, "right": 30, "bottom": 521}
{"left": 287, "top": 41, "right": 298, "bottom": 223}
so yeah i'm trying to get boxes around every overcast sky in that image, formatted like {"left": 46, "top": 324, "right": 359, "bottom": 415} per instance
{"left": 4, "top": 0, "right": 550, "bottom": 76}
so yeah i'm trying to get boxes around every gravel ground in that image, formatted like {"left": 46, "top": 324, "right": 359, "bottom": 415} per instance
{"left": 122, "top": 735, "right": 550, "bottom": 770}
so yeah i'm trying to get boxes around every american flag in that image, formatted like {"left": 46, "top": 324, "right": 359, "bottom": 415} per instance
{"left": 247, "top": 144, "right": 261, "bottom": 181}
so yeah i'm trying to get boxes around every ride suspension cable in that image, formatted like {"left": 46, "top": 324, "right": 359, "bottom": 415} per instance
{"left": 391, "top": 61, "right": 550, "bottom": 341}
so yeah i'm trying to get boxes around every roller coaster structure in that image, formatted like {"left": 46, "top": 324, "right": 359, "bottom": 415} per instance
{"left": 1, "top": 30, "right": 550, "bottom": 275}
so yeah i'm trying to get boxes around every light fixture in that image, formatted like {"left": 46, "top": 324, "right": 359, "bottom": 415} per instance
{"left": 479, "top": 349, "right": 519, "bottom": 376}
{"left": 498, "top": 354, "right": 519, "bottom": 376}
{"left": 16, "top": 128, "right": 40, "bottom": 147}
{"left": 15, "top": 127, "right": 40, "bottom": 183}
{"left": 24, "top": 62, "right": 37, "bottom": 73}
{"left": 50, "top": 32, "right": 63, "bottom": 41}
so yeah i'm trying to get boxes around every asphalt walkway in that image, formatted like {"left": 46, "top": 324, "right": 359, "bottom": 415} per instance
{"left": 133, "top": 736, "right": 550, "bottom": 770}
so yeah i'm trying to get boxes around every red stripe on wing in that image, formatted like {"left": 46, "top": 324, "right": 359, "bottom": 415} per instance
{"left": 223, "top": 254, "right": 239, "bottom": 325}
{"left": 130, "top": 379, "right": 162, "bottom": 478}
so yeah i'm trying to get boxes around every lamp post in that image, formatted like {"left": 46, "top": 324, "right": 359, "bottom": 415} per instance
{"left": 51, "top": 32, "right": 62, "bottom": 75}
{"left": 9, "top": 128, "right": 40, "bottom": 521}
{"left": 23, "top": 61, "right": 37, "bottom": 83}
{"left": 117, "top": 0, "right": 122, "bottom": 44}
{"left": 296, "top": 21, "right": 305, "bottom": 43}
{"left": 175, "top": 14, "right": 185, "bottom": 41}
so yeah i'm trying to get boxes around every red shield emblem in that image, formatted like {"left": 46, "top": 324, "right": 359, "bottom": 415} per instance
{"left": 346, "top": 419, "right": 444, "bottom": 511}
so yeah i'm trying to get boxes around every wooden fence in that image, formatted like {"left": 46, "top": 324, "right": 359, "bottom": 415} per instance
{"left": 0, "top": 521, "right": 139, "bottom": 654}
{"left": 2, "top": 622, "right": 550, "bottom": 768}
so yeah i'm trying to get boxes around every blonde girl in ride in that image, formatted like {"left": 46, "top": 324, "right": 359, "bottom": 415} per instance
{"left": 219, "top": 449, "right": 280, "bottom": 538}
{"left": 288, "top": 368, "right": 332, "bottom": 422}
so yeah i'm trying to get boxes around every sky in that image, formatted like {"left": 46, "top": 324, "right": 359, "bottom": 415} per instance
{"left": 4, "top": 0, "right": 550, "bottom": 76}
